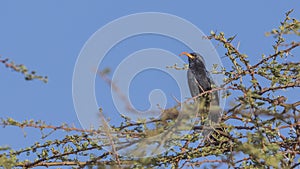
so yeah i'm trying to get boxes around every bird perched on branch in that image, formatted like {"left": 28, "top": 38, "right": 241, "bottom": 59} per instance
{"left": 180, "top": 52, "right": 213, "bottom": 98}
{"left": 180, "top": 52, "right": 221, "bottom": 137}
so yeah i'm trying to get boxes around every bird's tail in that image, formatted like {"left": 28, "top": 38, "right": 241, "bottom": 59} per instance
{"left": 202, "top": 90, "right": 222, "bottom": 140}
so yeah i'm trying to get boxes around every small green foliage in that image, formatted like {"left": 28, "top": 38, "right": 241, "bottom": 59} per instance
{"left": 0, "top": 57, "right": 48, "bottom": 83}
{"left": 0, "top": 9, "right": 299, "bottom": 169}
{"left": 0, "top": 154, "right": 17, "bottom": 169}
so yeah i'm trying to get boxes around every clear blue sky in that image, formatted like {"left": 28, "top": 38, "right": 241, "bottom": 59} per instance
{"left": 0, "top": 0, "right": 299, "bottom": 162}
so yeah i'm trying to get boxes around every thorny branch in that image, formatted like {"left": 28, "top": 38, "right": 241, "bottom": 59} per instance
{"left": 0, "top": 9, "right": 299, "bottom": 168}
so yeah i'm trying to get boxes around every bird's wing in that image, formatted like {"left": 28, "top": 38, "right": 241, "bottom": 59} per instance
{"left": 187, "top": 69, "right": 200, "bottom": 98}
{"left": 207, "top": 72, "right": 220, "bottom": 106}
{"left": 193, "top": 70, "right": 211, "bottom": 92}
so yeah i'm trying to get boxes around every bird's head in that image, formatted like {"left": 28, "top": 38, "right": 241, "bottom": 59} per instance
{"left": 180, "top": 52, "right": 206, "bottom": 68}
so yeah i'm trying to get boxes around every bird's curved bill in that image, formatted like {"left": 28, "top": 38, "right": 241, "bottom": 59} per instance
{"left": 179, "top": 52, "right": 195, "bottom": 59}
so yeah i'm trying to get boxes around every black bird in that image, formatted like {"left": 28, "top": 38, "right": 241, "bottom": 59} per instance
{"left": 180, "top": 52, "right": 212, "bottom": 98}
{"left": 180, "top": 52, "right": 221, "bottom": 137}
